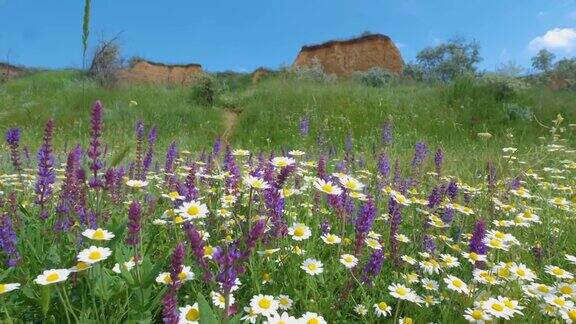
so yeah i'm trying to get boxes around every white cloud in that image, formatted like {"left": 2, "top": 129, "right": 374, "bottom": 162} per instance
{"left": 529, "top": 28, "right": 576, "bottom": 52}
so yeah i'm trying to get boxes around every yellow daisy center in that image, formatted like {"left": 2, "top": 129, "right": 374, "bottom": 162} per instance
{"left": 0, "top": 284, "right": 6, "bottom": 293}
{"left": 452, "top": 279, "right": 463, "bottom": 288}
{"left": 187, "top": 205, "right": 200, "bottom": 217}
{"left": 552, "top": 267, "right": 566, "bottom": 276}
{"left": 88, "top": 251, "right": 102, "bottom": 261}
{"left": 307, "top": 263, "right": 318, "bottom": 271}
{"left": 516, "top": 269, "right": 526, "bottom": 276}
{"left": 46, "top": 273, "right": 60, "bottom": 282}
{"left": 378, "top": 302, "right": 388, "bottom": 310}
{"left": 396, "top": 287, "right": 407, "bottom": 296}
{"left": 538, "top": 285, "right": 550, "bottom": 293}
{"left": 469, "top": 252, "right": 478, "bottom": 261}
{"left": 490, "top": 239, "right": 502, "bottom": 247}
{"left": 307, "top": 319, "right": 319, "bottom": 324}
{"left": 294, "top": 227, "right": 305, "bottom": 237}
{"left": 258, "top": 298, "right": 271, "bottom": 309}
{"left": 568, "top": 310, "right": 576, "bottom": 320}
{"left": 178, "top": 271, "right": 187, "bottom": 281}
{"left": 471, "top": 309, "right": 483, "bottom": 320}
{"left": 186, "top": 308, "right": 200, "bottom": 321}
{"left": 344, "top": 256, "right": 353, "bottom": 262}
{"left": 554, "top": 298, "right": 566, "bottom": 306}
{"left": 76, "top": 262, "right": 90, "bottom": 271}
{"left": 321, "top": 184, "right": 333, "bottom": 193}
{"left": 491, "top": 303, "right": 504, "bottom": 312}
{"left": 169, "top": 192, "right": 180, "bottom": 199}
{"left": 560, "top": 285, "right": 574, "bottom": 295}
{"left": 93, "top": 229, "right": 105, "bottom": 240}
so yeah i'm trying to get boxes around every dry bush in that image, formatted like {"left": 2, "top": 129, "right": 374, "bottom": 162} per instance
{"left": 89, "top": 39, "right": 122, "bottom": 87}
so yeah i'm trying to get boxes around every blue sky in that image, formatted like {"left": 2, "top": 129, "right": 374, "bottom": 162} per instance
{"left": 1, "top": 0, "right": 576, "bottom": 72}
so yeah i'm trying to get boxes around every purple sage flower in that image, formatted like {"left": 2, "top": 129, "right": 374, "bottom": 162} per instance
{"left": 469, "top": 219, "right": 488, "bottom": 265}
{"left": 354, "top": 196, "right": 377, "bottom": 255}
{"left": 0, "top": 214, "right": 20, "bottom": 267}
{"left": 5, "top": 128, "right": 22, "bottom": 175}
{"left": 434, "top": 147, "right": 444, "bottom": 177}
{"left": 34, "top": 119, "right": 56, "bottom": 220}
{"left": 299, "top": 116, "right": 310, "bottom": 137}
{"left": 142, "top": 127, "right": 157, "bottom": 178}
{"left": 88, "top": 101, "right": 104, "bottom": 188}
{"left": 361, "top": 249, "right": 385, "bottom": 286}
{"left": 411, "top": 142, "right": 428, "bottom": 169}
{"left": 125, "top": 201, "right": 142, "bottom": 246}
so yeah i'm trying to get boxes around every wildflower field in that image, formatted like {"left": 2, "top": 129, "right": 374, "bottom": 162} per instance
{"left": 2, "top": 76, "right": 576, "bottom": 323}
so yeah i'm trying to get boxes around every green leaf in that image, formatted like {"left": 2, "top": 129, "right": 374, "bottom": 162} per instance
{"left": 197, "top": 292, "right": 219, "bottom": 324}
{"left": 39, "top": 285, "right": 52, "bottom": 316}
{"left": 110, "top": 145, "right": 130, "bottom": 167}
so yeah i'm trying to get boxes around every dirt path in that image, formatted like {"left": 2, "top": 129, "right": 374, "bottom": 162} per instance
{"left": 222, "top": 109, "right": 240, "bottom": 143}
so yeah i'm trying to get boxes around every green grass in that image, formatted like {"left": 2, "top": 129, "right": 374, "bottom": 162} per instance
{"left": 0, "top": 70, "right": 224, "bottom": 153}
{"left": 1, "top": 69, "right": 576, "bottom": 179}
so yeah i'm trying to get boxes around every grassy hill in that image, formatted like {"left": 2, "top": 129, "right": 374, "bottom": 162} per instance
{"left": 1, "top": 69, "right": 575, "bottom": 177}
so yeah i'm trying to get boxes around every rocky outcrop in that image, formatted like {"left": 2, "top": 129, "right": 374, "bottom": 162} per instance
{"left": 252, "top": 67, "right": 271, "bottom": 84}
{"left": 119, "top": 59, "right": 203, "bottom": 86}
{"left": 293, "top": 34, "right": 404, "bottom": 77}
{"left": 0, "top": 63, "right": 25, "bottom": 82}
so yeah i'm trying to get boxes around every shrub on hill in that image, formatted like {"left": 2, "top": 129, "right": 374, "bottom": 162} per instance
{"left": 352, "top": 67, "right": 396, "bottom": 87}
{"left": 188, "top": 73, "right": 221, "bottom": 106}
{"left": 89, "top": 39, "right": 122, "bottom": 88}
{"left": 291, "top": 58, "right": 336, "bottom": 83}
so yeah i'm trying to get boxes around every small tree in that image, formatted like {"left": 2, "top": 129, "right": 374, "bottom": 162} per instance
{"left": 531, "top": 49, "right": 555, "bottom": 73}
{"left": 89, "top": 38, "right": 122, "bottom": 87}
{"left": 415, "top": 36, "right": 482, "bottom": 82}
{"left": 496, "top": 60, "right": 524, "bottom": 77}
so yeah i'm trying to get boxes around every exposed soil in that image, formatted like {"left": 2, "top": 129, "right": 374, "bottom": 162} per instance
{"left": 118, "top": 59, "right": 203, "bottom": 86}
{"left": 0, "top": 63, "right": 25, "bottom": 82}
{"left": 252, "top": 67, "right": 271, "bottom": 84}
{"left": 293, "top": 33, "right": 404, "bottom": 77}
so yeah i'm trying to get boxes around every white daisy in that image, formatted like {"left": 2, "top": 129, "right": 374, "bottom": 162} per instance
{"left": 288, "top": 223, "right": 312, "bottom": 241}
{"left": 249, "top": 294, "right": 279, "bottom": 317}
{"left": 34, "top": 269, "right": 70, "bottom": 285}
{"left": 314, "top": 179, "right": 343, "bottom": 195}
{"left": 373, "top": 301, "right": 392, "bottom": 317}
{"left": 176, "top": 200, "right": 209, "bottom": 220}
{"left": 178, "top": 303, "right": 200, "bottom": 324}
{"left": 444, "top": 275, "right": 470, "bottom": 294}
{"left": 81, "top": 228, "right": 115, "bottom": 241}
{"left": 321, "top": 233, "right": 341, "bottom": 244}
{"left": 301, "top": 258, "right": 323, "bottom": 275}
{"left": 77, "top": 246, "right": 112, "bottom": 264}
{"left": 0, "top": 283, "right": 20, "bottom": 295}
{"left": 339, "top": 254, "right": 358, "bottom": 268}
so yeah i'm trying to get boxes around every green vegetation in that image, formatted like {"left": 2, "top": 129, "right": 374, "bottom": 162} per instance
{"left": 1, "top": 68, "right": 575, "bottom": 178}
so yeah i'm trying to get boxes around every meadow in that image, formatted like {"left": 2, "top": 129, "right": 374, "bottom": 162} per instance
{"left": 1, "top": 71, "right": 576, "bottom": 323}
